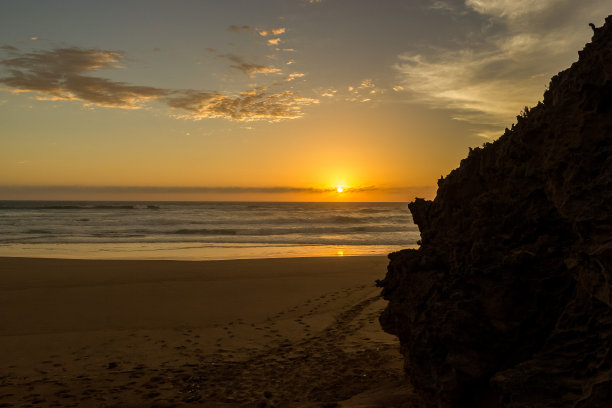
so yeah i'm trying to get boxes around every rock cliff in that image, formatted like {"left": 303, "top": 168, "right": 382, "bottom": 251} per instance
{"left": 378, "top": 16, "right": 612, "bottom": 407}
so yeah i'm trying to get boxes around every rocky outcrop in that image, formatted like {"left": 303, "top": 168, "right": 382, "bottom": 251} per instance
{"left": 378, "top": 16, "right": 612, "bottom": 407}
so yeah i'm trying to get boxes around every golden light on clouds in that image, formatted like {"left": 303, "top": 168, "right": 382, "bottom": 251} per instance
{"left": 0, "top": 47, "right": 317, "bottom": 121}
{"left": 258, "top": 28, "right": 285, "bottom": 36}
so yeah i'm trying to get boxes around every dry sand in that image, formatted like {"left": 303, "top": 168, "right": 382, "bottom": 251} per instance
{"left": 0, "top": 256, "right": 411, "bottom": 407}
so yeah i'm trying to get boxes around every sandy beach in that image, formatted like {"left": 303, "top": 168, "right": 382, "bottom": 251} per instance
{"left": 0, "top": 256, "right": 410, "bottom": 407}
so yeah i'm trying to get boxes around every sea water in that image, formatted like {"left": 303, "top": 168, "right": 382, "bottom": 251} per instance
{"left": 0, "top": 201, "right": 419, "bottom": 260}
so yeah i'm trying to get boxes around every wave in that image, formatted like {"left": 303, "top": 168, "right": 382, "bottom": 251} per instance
{"left": 93, "top": 205, "right": 135, "bottom": 210}
{"left": 3, "top": 226, "right": 418, "bottom": 244}
{"left": 358, "top": 208, "right": 388, "bottom": 214}
{"left": 25, "top": 229, "right": 53, "bottom": 234}
{"left": 1, "top": 209, "right": 412, "bottom": 226}
{"left": 11, "top": 204, "right": 138, "bottom": 210}
{"left": 0, "top": 203, "right": 147, "bottom": 210}
{"left": 132, "top": 225, "right": 415, "bottom": 237}
{"left": 331, "top": 215, "right": 363, "bottom": 224}
{"left": 92, "top": 233, "right": 146, "bottom": 238}
{"left": 181, "top": 215, "right": 413, "bottom": 226}
{"left": 0, "top": 201, "right": 419, "bottom": 252}
{"left": 0, "top": 235, "right": 419, "bottom": 246}
{"left": 239, "top": 225, "right": 416, "bottom": 235}
{"left": 173, "top": 228, "right": 238, "bottom": 235}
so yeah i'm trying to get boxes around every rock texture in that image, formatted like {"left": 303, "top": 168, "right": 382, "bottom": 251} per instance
{"left": 378, "top": 16, "right": 612, "bottom": 408}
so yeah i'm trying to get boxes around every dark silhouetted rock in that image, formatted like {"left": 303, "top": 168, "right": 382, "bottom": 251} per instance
{"left": 378, "top": 16, "right": 612, "bottom": 408}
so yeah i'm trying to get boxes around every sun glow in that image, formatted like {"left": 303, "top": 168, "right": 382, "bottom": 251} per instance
{"left": 336, "top": 186, "right": 344, "bottom": 193}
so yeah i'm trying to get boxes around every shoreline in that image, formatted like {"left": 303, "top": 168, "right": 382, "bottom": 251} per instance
{"left": 0, "top": 243, "right": 411, "bottom": 262}
{"left": 0, "top": 201, "right": 417, "bottom": 263}
{"left": 0, "top": 255, "right": 410, "bottom": 407}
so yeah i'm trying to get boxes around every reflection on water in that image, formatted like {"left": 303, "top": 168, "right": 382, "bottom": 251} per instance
{"left": 0, "top": 201, "right": 419, "bottom": 260}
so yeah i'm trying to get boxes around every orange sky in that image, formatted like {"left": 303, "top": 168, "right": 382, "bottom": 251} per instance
{"left": 0, "top": 0, "right": 608, "bottom": 201}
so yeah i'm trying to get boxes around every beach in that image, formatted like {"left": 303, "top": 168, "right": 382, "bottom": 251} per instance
{"left": 0, "top": 256, "right": 410, "bottom": 407}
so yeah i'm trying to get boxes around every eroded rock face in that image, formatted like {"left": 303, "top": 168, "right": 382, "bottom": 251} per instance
{"left": 378, "top": 16, "right": 612, "bottom": 408}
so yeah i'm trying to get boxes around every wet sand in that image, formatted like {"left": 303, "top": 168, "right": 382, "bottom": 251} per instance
{"left": 0, "top": 256, "right": 410, "bottom": 407}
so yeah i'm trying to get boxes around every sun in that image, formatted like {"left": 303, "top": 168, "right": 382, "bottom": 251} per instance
{"left": 336, "top": 186, "right": 344, "bottom": 193}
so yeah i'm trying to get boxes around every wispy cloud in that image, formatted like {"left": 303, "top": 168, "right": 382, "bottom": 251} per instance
{"left": 429, "top": 1, "right": 466, "bottom": 14}
{"left": 284, "top": 72, "right": 305, "bottom": 82}
{"left": 313, "top": 87, "right": 337, "bottom": 98}
{"left": 166, "top": 87, "right": 318, "bottom": 121}
{"left": 258, "top": 28, "right": 286, "bottom": 37}
{"left": 1, "top": 47, "right": 125, "bottom": 72}
{"left": 346, "top": 79, "right": 384, "bottom": 103}
{"left": 257, "top": 27, "right": 285, "bottom": 47}
{"left": 395, "top": 49, "right": 544, "bottom": 126}
{"left": 217, "top": 54, "right": 281, "bottom": 76}
{"left": 0, "top": 46, "right": 315, "bottom": 121}
{"left": 464, "top": 0, "right": 559, "bottom": 19}
{"left": 227, "top": 25, "right": 251, "bottom": 33}
{"left": 396, "top": 0, "right": 608, "bottom": 137}
{"left": 0, "top": 47, "right": 166, "bottom": 108}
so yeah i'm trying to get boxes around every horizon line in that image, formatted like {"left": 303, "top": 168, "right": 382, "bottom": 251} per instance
{"left": 0, "top": 198, "right": 414, "bottom": 204}
{"left": 0, "top": 184, "right": 435, "bottom": 194}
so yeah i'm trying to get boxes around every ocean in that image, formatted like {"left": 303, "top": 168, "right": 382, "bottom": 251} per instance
{"left": 0, "top": 201, "right": 419, "bottom": 260}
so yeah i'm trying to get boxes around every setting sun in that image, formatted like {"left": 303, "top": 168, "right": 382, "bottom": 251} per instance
{"left": 336, "top": 186, "right": 344, "bottom": 193}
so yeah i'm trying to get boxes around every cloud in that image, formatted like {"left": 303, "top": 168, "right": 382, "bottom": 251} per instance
{"left": 227, "top": 25, "right": 251, "bottom": 32}
{"left": 465, "top": 0, "right": 559, "bottom": 19}
{"left": 258, "top": 28, "right": 285, "bottom": 46}
{"left": 258, "top": 28, "right": 286, "bottom": 37}
{"left": 0, "top": 46, "right": 314, "bottom": 121}
{"left": 0, "top": 47, "right": 166, "bottom": 108}
{"left": 395, "top": 49, "right": 544, "bottom": 126}
{"left": 166, "top": 87, "right": 318, "bottom": 121}
{"left": 313, "top": 87, "right": 337, "bottom": 97}
{"left": 429, "top": 1, "right": 466, "bottom": 13}
{"left": 346, "top": 79, "right": 384, "bottom": 102}
{"left": 284, "top": 72, "right": 305, "bottom": 82}
{"left": 1, "top": 47, "right": 124, "bottom": 73}
{"left": 395, "top": 0, "right": 609, "bottom": 137}
{"left": 217, "top": 54, "right": 281, "bottom": 76}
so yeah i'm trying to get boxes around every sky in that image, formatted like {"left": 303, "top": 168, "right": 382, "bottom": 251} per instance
{"left": 0, "top": 0, "right": 609, "bottom": 202}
